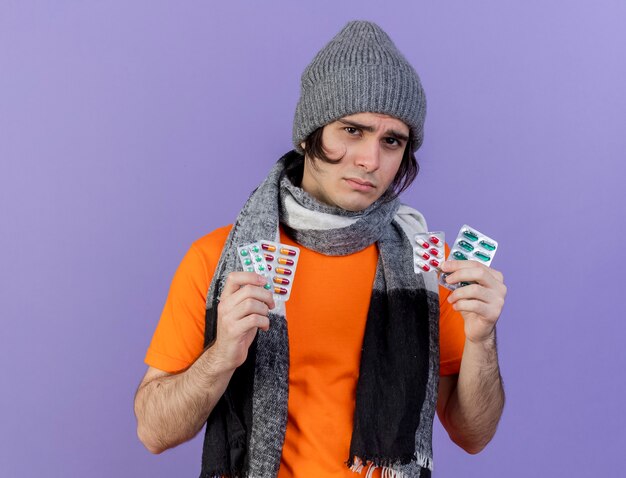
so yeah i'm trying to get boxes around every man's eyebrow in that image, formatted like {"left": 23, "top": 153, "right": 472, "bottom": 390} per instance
{"left": 338, "top": 119, "right": 409, "bottom": 142}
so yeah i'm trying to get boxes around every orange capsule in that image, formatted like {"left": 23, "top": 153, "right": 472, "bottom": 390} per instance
{"left": 264, "top": 254, "right": 274, "bottom": 262}
{"left": 262, "top": 243, "right": 276, "bottom": 252}
{"left": 275, "top": 267, "right": 292, "bottom": 275}
{"left": 277, "top": 257, "right": 294, "bottom": 266}
{"left": 280, "top": 247, "right": 296, "bottom": 256}
{"left": 274, "top": 286, "right": 288, "bottom": 295}
{"left": 273, "top": 277, "right": 290, "bottom": 285}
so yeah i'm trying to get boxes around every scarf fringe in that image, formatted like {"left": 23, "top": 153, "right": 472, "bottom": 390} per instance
{"left": 199, "top": 470, "right": 241, "bottom": 478}
{"left": 348, "top": 452, "right": 433, "bottom": 477}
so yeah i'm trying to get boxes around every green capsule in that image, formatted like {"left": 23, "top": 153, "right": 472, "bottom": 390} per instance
{"left": 264, "top": 283, "right": 272, "bottom": 290}
{"left": 458, "top": 240, "right": 474, "bottom": 252}
{"left": 255, "top": 255, "right": 263, "bottom": 262}
{"left": 251, "top": 245, "right": 260, "bottom": 253}
{"left": 462, "top": 229, "right": 479, "bottom": 242}
{"left": 258, "top": 265, "right": 265, "bottom": 271}
{"left": 474, "top": 251, "right": 491, "bottom": 262}
{"left": 244, "top": 258, "right": 252, "bottom": 266}
{"left": 246, "top": 267, "right": 254, "bottom": 272}
{"left": 453, "top": 251, "right": 468, "bottom": 260}
{"left": 479, "top": 240, "right": 496, "bottom": 251}
{"left": 240, "top": 249, "right": 249, "bottom": 256}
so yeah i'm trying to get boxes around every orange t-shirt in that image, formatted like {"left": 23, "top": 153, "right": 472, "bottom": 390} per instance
{"left": 145, "top": 225, "right": 466, "bottom": 477}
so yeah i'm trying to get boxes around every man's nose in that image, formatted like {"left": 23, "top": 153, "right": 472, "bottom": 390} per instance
{"left": 354, "top": 139, "right": 381, "bottom": 172}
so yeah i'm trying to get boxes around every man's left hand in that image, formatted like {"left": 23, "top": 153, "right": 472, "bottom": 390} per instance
{"left": 441, "top": 260, "right": 507, "bottom": 344}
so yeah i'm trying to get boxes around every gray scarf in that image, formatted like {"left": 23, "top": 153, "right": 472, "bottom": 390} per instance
{"left": 200, "top": 151, "right": 440, "bottom": 478}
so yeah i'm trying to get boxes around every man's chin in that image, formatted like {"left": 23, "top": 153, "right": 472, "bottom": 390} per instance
{"left": 336, "top": 198, "right": 377, "bottom": 212}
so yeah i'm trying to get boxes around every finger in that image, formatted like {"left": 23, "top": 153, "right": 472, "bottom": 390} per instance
{"left": 452, "top": 299, "right": 491, "bottom": 317}
{"left": 229, "top": 284, "right": 276, "bottom": 310}
{"left": 444, "top": 265, "right": 499, "bottom": 288}
{"left": 238, "top": 314, "right": 271, "bottom": 333}
{"left": 448, "top": 284, "right": 493, "bottom": 304}
{"left": 442, "top": 259, "right": 486, "bottom": 272}
{"left": 231, "top": 295, "right": 274, "bottom": 319}
{"left": 221, "top": 272, "right": 269, "bottom": 298}
{"left": 442, "top": 260, "right": 504, "bottom": 284}
{"left": 487, "top": 267, "right": 504, "bottom": 283}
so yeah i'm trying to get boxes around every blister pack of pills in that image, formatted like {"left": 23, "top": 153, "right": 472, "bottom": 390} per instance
{"left": 413, "top": 232, "right": 445, "bottom": 274}
{"left": 440, "top": 224, "right": 498, "bottom": 291}
{"left": 237, "top": 241, "right": 300, "bottom": 301}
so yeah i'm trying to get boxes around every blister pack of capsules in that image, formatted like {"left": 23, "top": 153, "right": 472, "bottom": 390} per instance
{"left": 237, "top": 241, "right": 300, "bottom": 301}
{"left": 439, "top": 224, "right": 499, "bottom": 291}
{"left": 413, "top": 232, "right": 445, "bottom": 274}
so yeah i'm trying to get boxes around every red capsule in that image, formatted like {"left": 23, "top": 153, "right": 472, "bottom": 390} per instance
{"left": 274, "top": 286, "right": 288, "bottom": 295}
{"left": 275, "top": 267, "right": 292, "bottom": 275}
{"left": 280, "top": 247, "right": 297, "bottom": 256}
{"left": 429, "top": 236, "right": 441, "bottom": 245}
{"left": 420, "top": 263, "right": 431, "bottom": 272}
{"left": 264, "top": 254, "right": 274, "bottom": 262}
{"left": 267, "top": 264, "right": 272, "bottom": 271}
{"left": 429, "top": 248, "right": 440, "bottom": 257}
{"left": 420, "top": 252, "right": 430, "bottom": 260}
{"left": 262, "top": 243, "right": 276, "bottom": 252}
{"left": 429, "top": 259, "right": 439, "bottom": 267}
{"left": 419, "top": 241, "right": 429, "bottom": 249}
{"left": 273, "top": 277, "right": 290, "bottom": 285}
{"left": 277, "top": 257, "right": 294, "bottom": 266}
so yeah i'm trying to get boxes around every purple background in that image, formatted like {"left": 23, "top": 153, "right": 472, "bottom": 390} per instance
{"left": 1, "top": 2, "right": 624, "bottom": 477}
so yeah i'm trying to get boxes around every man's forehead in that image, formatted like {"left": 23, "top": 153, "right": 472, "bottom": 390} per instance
{"left": 336, "top": 112, "right": 410, "bottom": 133}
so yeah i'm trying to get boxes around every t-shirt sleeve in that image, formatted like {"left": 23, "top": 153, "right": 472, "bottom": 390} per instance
{"left": 438, "top": 244, "right": 466, "bottom": 376}
{"left": 144, "top": 244, "right": 211, "bottom": 373}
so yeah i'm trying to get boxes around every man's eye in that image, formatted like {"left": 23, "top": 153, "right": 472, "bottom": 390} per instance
{"left": 344, "top": 127, "right": 359, "bottom": 135}
{"left": 384, "top": 137, "right": 400, "bottom": 146}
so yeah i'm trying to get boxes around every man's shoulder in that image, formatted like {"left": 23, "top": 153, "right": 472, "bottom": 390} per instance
{"left": 396, "top": 203, "right": 428, "bottom": 233}
{"left": 191, "top": 224, "right": 233, "bottom": 258}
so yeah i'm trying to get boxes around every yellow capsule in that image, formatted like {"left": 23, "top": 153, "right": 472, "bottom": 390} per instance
{"left": 274, "top": 286, "right": 288, "bottom": 295}
{"left": 280, "top": 247, "right": 297, "bottom": 256}
{"left": 262, "top": 243, "right": 276, "bottom": 252}
{"left": 273, "top": 277, "right": 290, "bottom": 285}
{"left": 275, "top": 267, "right": 292, "bottom": 275}
{"left": 277, "top": 257, "right": 294, "bottom": 266}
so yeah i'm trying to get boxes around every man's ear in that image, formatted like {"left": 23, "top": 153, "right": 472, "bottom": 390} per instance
{"left": 300, "top": 141, "right": 306, "bottom": 151}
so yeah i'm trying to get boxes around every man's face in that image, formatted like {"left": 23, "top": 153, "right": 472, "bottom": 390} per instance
{"left": 301, "top": 112, "right": 410, "bottom": 212}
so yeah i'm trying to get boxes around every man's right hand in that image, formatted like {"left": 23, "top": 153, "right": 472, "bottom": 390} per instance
{"left": 212, "top": 272, "right": 276, "bottom": 371}
{"left": 135, "top": 272, "right": 275, "bottom": 454}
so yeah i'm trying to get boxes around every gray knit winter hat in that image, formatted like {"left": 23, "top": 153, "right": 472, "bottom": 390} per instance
{"left": 293, "top": 20, "right": 426, "bottom": 153}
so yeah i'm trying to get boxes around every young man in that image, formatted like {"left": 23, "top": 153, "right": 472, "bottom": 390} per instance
{"left": 135, "top": 21, "right": 507, "bottom": 478}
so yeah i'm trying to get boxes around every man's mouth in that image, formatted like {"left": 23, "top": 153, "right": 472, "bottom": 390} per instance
{"left": 345, "top": 177, "right": 375, "bottom": 191}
